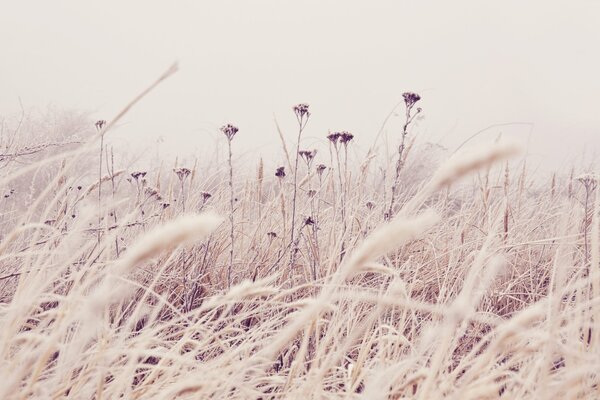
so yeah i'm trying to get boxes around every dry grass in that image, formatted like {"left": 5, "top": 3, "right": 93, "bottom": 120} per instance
{"left": 1, "top": 75, "right": 599, "bottom": 399}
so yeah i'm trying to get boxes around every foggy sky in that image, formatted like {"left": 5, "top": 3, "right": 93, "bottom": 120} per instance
{"left": 2, "top": 1, "right": 600, "bottom": 173}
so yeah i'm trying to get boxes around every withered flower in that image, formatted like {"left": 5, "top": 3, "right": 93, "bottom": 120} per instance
{"left": 95, "top": 120, "right": 107, "bottom": 131}
{"left": 293, "top": 103, "right": 310, "bottom": 119}
{"left": 275, "top": 166, "right": 286, "bottom": 178}
{"left": 402, "top": 92, "right": 421, "bottom": 109}
{"left": 339, "top": 131, "right": 354, "bottom": 145}
{"left": 220, "top": 123, "right": 239, "bottom": 141}
{"left": 131, "top": 171, "right": 147, "bottom": 181}
{"left": 316, "top": 164, "right": 327, "bottom": 177}
{"left": 173, "top": 167, "right": 191, "bottom": 181}
{"left": 327, "top": 132, "right": 341, "bottom": 144}
{"left": 201, "top": 191, "right": 212, "bottom": 202}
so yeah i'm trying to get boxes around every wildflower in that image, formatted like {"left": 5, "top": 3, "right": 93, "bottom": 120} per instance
{"left": 577, "top": 173, "right": 598, "bottom": 191}
{"left": 144, "top": 186, "right": 162, "bottom": 201}
{"left": 131, "top": 171, "right": 147, "bottom": 181}
{"left": 275, "top": 166, "right": 286, "bottom": 178}
{"left": 402, "top": 92, "right": 421, "bottom": 108}
{"left": 267, "top": 231, "right": 277, "bottom": 239}
{"left": 307, "top": 189, "right": 317, "bottom": 198}
{"left": 173, "top": 167, "right": 191, "bottom": 181}
{"left": 316, "top": 164, "right": 327, "bottom": 177}
{"left": 366, "top": 201, "right": 375, "bottom": 210}
{"left": 299, "top": 149, "right": 317, "bottom": 168}
{"left": 201, "top": 191, "right": 212, "bottom": 202}
{"left": 293, "top": 103, "right": 310, "bottom": 119}
{"left": 95, "top": 120, "right": 107, "bottom": 131}
{"left": 220, "top": 123, "right": 239, "bottom": 141}
{"left": 327, "top": 132, "right": 341, "bottom": 145}
{"left": 339, "top": 131, "right": 354, "bottom": 145}
{"left": 304, "top": 216, "right": 315, "bottom": 226}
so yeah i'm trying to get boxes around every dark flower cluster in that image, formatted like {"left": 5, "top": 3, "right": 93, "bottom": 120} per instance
{"left": 402, "top": 92, "right": 421, "bottom": 109}
{"left": 339, "top": 131, "right": 354, "bottom": 145}
{"left": 131, "top": 171, "right": 147, "bottom": 180}
{"left": 220, "top": 123, "right": 239, "bottom": 141}
{"left": 173, "top": 167, "right": 191, "bottom": 181}
{"left": 316, "top": 164, "right": 327, "bottom": 176}
{"left": 293, "top": 103, "right": 310, "bottom": 119}
{"left": 95, "top": 120, "right": 107, "bottom": 131}
{"left": 275, "top": 166, "right": 286, "bottom": 178}
{"left": 201, "top": 191, "right": 212, "bottom": 201}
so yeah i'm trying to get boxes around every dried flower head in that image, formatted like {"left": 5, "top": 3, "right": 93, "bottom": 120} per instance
{"left": 201, "top": 191, "right": 212, "bottom": 201}
{"left": 275, "top": 166, "right": 286, "bottom": 178}
{"left": 307, "top": 189, "right": 317, "bottom": 198}
{"left": 131, "top": 171, "right": 147, "bottom": 181}
{"left": 577, "top": 173, "right": 598, "bottom": 191}
{"left": 173, "top": 167, "right": 191, "bottom": 181}
{"left": 144, "top": 186, "right": 162, "bottom": 201}
{"left": 160, "top": 202, "right": 170, "bottom": 209}
{"left": 402, "top": 92, "right": 421, "bottom": 108}
{"left": 304, "top": 216, "right": 315, "bottom": 226}
{"left": 299, "top": 149, "right": 317, "bottom": 167}
{"left": 327, "top": 132, "right": 341, "bottom": 144}
{"left": 366, "top": 201, "right": 375, "bottom": 210}
{"left": 95, "top": 120, "right": 107, "bottom": 131}
{"left": 339, "top": 131, "right": 354, "bottom": 145}
{"left": 220, "top": 123, "right": 239, "bottom": 141}
{"left": 267, "top": 231, "right": 277, "bottom": 238}
{"left": 316, "top": 164, "right": 327, "bottom": 176}
{"left": 293, "top": 103, "right": 310, "bottom": 119}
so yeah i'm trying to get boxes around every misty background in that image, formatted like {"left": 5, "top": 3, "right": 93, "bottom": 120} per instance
{"left": 1, "top": 1, "right": 599, "bottom": 174}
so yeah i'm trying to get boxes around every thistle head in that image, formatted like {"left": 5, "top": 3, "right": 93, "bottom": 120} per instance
{"left": 220, "top": 123, "right": 239, "bottom": 141}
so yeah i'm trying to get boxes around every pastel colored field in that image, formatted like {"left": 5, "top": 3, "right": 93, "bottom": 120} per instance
{"left": 1, "top": 70, "right": 598, "bottom": 399}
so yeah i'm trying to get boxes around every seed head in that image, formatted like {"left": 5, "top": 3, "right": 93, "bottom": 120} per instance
{"left": 220, "top": 123, "right": 239, "bottom": 141}
{"left": 131, "top": 171, "right": 147, "bottom": 181}
{"left": 173, "top": 167, "right": 191, "bottom": 181}
{"left": 95, "top": 120, "right": 107, "bottom": 131}
{"left": 293, "top": 103, "right": 310, "bottom": 119}
{"left": 339, "top": 131, "right": 354, "bottom": 145}
{"left": 201, "top": 191, "right": 212, "bottom": 201}
{"left": 304, "top": 216, "right": 315, "bottom": 226}
{"left": 275, "top": 166, "right": 286, "bottom": 178}
{"left": 327, "top": 132, "right": 341, "bottom": 145}
{"left": 402, "top": 92, "right": 421, "bottom": 109}
{"left": 316, "top": 164, "right": 327, "bottom": 177}
{"left": 267, "top": 231, "right": 278, "bottom": 239}
{"left": 307, "top": 189, "right": 317, "bottom": 198}
{"left": 366, "top": 201, "right": 375, "bottom": 210}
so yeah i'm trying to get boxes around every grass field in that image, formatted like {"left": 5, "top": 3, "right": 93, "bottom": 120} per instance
{"left": 1, "top": 70, "right": 599, "bottom": 399}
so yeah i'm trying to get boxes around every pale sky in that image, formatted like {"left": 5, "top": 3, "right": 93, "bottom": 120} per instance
{"left": 1, "top": 1, "right": 600, "bottom": 172}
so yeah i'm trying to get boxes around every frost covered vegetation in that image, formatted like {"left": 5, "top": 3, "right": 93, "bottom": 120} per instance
{"left": 1, "top": 69, "right": 600, "bottom": 399}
